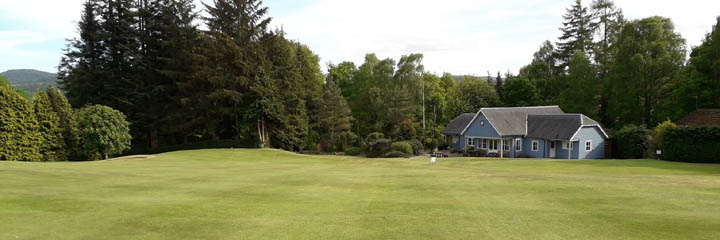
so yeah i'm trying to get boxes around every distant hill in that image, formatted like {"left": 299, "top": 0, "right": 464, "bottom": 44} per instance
{"left": 0, "top": 69, "right": 59, "bottom": 95}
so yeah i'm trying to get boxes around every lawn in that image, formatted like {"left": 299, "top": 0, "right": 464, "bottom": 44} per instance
{"left": 2, "top": 149, "right": 720, "bottom": 239}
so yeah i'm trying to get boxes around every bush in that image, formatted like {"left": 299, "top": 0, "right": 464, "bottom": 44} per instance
{"left": 384, "top": 151, "right": 408, "bottom": 158}
{"left": 77, "top": 105, "right": 132, "bottom": 160}
{"left": 368, "top": 139, "right": 392, "bottom": 158}
{"left": 661, "top": 126, "right": 720, "bottom": 163}
{"left": 366, "top": 132, "right": 385, "bottom": 144}
{"left": 654, "top": 120, "right": 677, "bottom": 150}
{"left": 409, "top": 139, "right": 424, "bottom": 155}
{"left": 463, "top": 145, "right": 476, "bottom": 152}
{"left": 0, "top": 86, "right": 42, "bottom": 162}
{"left": 391, "top": 141, "right": 413, "bottom": 155}
{"left": 345, "top": 146, "right": 363, "bottom": 156}
{"left": 613, "top": 125, "right": 650, "bottom": 159}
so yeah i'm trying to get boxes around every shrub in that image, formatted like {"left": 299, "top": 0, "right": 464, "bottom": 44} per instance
{"left": 384, "top": 151, "right": 408, "bottom": 158}
{"left": 77, "top": 105, "right": 132, "bottom": 160}
{"left": 345, "top": 146, "right": 363, "bottom": 156}
{"left": 391, "top": 141, "right": 413, "bottom": 155}
{"left": 409, "top": 139, "right": 424, "bottom": 155}
{"left": 366, "top": 132, "right": 385, "bottom": 144}
{"left": 654, "top": 120, "right": 677, "bottom": 149}
{"left": 614, "top": 125, "right": 650, "bottom": 159}
{"left": 463, "top": 145, "right": 476, "bottom": 152}
{"left": 661, "top": 126, "right": 720, "bottom": 163}
{"left": 424, "top": 138, "right": 438, "bottom": 151}
{"left": 368, "top": 139, "right": 392, "bottom": 158}
{"left": 34, "top": 91, "right": 65, "bottom": 162}
{"left": 0, "top": 86, "right": 42, "bottom": 162}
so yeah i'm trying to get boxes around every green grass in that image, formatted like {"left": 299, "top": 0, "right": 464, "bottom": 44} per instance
{"left": 2, "top": 149, "right": 720, "bottom": 239}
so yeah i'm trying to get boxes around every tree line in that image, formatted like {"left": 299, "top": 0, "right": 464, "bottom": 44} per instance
{"left": 56, "top": 0, "right": 720, "bottom": 155}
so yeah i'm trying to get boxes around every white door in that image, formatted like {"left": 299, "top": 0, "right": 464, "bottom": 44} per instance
{"left": 549, "top": 141, "right": 556, "bottom": 158}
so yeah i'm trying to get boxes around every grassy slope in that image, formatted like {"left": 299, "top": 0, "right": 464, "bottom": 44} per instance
{"left": 1, "top": 149, "right": 720, "bottom": 239}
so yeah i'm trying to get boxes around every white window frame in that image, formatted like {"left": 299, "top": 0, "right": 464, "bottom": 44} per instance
{"left": 532, "top": 140, "right": 539, "bottom": 152}
{"left": 503, "top": 139, "right": 510, "bottom": 151}
{"left": 562, "top": 141, "right": 570, "bottom": 150}
{"left": 585, "top": 140, "right": 592, "bottom": 152}
{"left": 482, "top": 139, "right": 488, "bottom": 149}
{"left": 468, "top": 138, "right": 474, "bottom": 147}
{"left": 452, "top": 136, "right": 458, "bottom": 144}
{"left": 515, "top": 138, "right": 522, "bottom": 151}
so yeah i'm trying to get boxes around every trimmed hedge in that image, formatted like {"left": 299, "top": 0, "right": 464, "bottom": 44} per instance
{"left": 614, "top": 125, "right": 650, "bottom": 159}
{"left": 660, "top": 126, "right": 720, "bottom": 163}
{"left": 345, "top": 146, "right": 363, "bottom": 156}
{"left": 368, "top": 139, "right": 392, "bottom": 158}
{"left": 391, "top": 141, "right": 413, "bottom": 155}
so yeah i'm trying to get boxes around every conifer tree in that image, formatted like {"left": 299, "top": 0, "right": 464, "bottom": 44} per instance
{"left": 0, "top": 86, "right": 42, "bottom": 162}
{"left": 33, "top": 92, "right": 65, "bottom": 162}
{"left": 319, "top": 77, "right": 354, "bottom": 147}
{"left": 560, "top": 51, "right": 599, "bottom": 117}
{"left": 46, "top": 88, "right": 81, "bottom": 161}
{"left": 556, "top": 0, "right": 594, "bottom": 70}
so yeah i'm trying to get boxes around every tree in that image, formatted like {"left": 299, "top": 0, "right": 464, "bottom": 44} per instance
{"left": 560, "top": 51, "right": 599, "bottom": 117}
{"left": 46, "top": 88, "right": 81, "bottom": 161}
{"left": 609, "top": 16, "right": 686, "bottom": 127}
{"left": 318, "top": 78, "right": 353, "bottom": 150}
{"left": 0, "top": 86, "right": 42, "bottom": 162}
{"left": 77, "top": 105, "right": 132, "bottom": 160}
{"left": 504, "top": 76, "right": 540, "bottom": 107}
{"left": 33, "top": 92, "right": 66, "bottom": 162}
{"left": 556, "top": 0, "right": 594, "bottom": 70}
{"left": 520, "top": 41, "right": 561, "bottom": 104}
{"left": 446, "top": 76, "right": 501, "bottom": 118}
{"left": 494, "top": 72, "right": 504, "bottom": 102}
{"left": 590, "top": 0, "right": 624, "bottom": 126}
{"left": 665, "top": 16, "right": 720, "bottom": 120}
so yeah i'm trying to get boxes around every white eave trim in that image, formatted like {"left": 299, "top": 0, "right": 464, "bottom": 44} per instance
{"left": 570, "top": 124, "right": 610, "bottom": 141}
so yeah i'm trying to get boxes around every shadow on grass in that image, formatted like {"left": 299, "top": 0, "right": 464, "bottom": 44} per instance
{"left": 555, "top": 159, "right": 720, "bottom": 175}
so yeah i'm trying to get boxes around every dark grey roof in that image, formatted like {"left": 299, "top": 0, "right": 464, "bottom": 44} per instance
{"left": 479, "top": 106, "right": 564, "bottom": 136}
{"left": 442, "top": 113, "right": 475, "bottom": 135}
{"left": 526, "top": 114, "right": 583, "bottom": 140}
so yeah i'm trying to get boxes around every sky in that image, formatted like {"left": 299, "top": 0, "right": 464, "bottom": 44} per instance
{"left": 0, "top": 0, "right": 718, "bottom": 75}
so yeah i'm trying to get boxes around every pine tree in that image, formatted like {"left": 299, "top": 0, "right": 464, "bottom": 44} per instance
{"left": 319, "top": 74, "right": 354, "bottom": 149}
{"left": 0, "top": 86, "right": 42, "bottom": 162}
{"left": 495, "top": 72, "right": 504, "bottom": 102}
{"left": 590, "top": 0, "right": 624, "bottom": 126}
{"left": 58, "top": 0, "right": 105, "bottom": 106}
{"left": 46, "top": 88, "right": 81, "bottom": 161}
{"left": 33, "top": 92, "right": 66, "bottom": 162}
{"left": 556, "top": 0, "right": 594, "bottom": 70}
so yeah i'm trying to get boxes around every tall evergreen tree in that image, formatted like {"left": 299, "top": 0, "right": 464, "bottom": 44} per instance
{"left": 33, "top": 92, "right": 65, "bottom": 162}
{"left": 318, "top": 77, "right": 353, "bottom": 149}
{"left": 46, "top": 88, "right": 81, "bottom": 161}
{"left": 520, "top": 41, "right": 560, "bottom": 104}
{"left": 556, "top": 0, "right": 594, "bottom": 70}
{"left": 0, "top": 86, "right": 42, "bottom": 162}
{"left": 590, "top": 0, "right": 624, "bottom": 126}
{"left": 494, "top": 72, "right": 504, "bottom": 102}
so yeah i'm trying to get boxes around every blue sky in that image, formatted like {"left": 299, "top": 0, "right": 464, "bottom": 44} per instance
{"left": 0, "top": 0, "right": 718, "bottom": 75}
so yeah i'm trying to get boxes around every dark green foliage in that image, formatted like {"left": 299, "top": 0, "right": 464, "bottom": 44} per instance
{"left": 368, "top": 139, "right": 392, "bottom": 158}
{"left": 560, "top": 51, "right": 599, "bottom": 118}
{"left": 503, "top": 76, "right": 540, "bottom": 107}
{"left": 77, "top": 105, "right": 132, "bottom": 160}
{"left": 319, "top": 75, "right": 354, "bottom": 151}
{"left": 609, "top": 16, "right": 686, "bottom": 127}
{"left": 519, "top": 41, "right": 561, "bottom": 105}
{"left": 33, "top": 92, "right": 65, "bottom": 162}
{"left": 408, "top": 139, "right": 424, "bottom": 156}
{"left": 661, "top": 126, "right": 720, "bottom": 163}
{"left": 613, "top": 125, "right": 650, "bottom": 159}
{"left": 345, "top": 146, "right": 363, "bottom": 156}
{"left": 46, "top": 88, "right": 81, "bottom": 161}
{"left": 383, "top": 151, "right": 408, "bottom": 158}
{"left": 124, "top": 140, "right": 255, "bottom": 155}
{"left": 556, "top": 0, "right": 594, "bottom": 70}
{"left": 445, "top": 76, "right": 500, "bottom": 119}
{"left": 391, "top": 141, "right": 413, "bottom": 155}
{"left": 0, "top": 86, "right": 42, "bottom": 162}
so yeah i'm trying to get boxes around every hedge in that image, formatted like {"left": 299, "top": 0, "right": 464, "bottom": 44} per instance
{"left": 660, "top": 126, "right": 720, "bottom": 163}
{"left": 614, "top": 125, "right": 650, "bottom": 159}
{"left": 391, "top": 141, "right": 413, "bottom": 155}
{"left": 368, "top": 139, "right": 392, "bottom": 158}
{"left": 345, "top": 146, "right": 363, "bottom": 156}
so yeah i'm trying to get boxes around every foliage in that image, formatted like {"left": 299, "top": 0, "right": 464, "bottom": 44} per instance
{"left": 365, "top": 132, "right": 386, "bottom": 144}
{"left": 560, "top": 51, "right": 599, "bottom": 118}
{"left": 653, "top": 120, "right": 677, "bottom": 150}
{"left": 613, "top": 125, "right": 650, "bottom": 159}
{"left": 319, "top": 77, "right": 354, "bottom": 150}
{"left": 609, "top": 16, "right": 686, "bottom": 127}
{"left": 77, "top": 105, "right": 132, "bottom": 160}
{"left": 391, "top": 141, "right": 414, "bottom": 155}
{"left": 445, "top": 76, "right": 500, "bottom": 119}
{"left": 46, "top": 88, "right": 81, "bottom": 161}
{"left": 556, "top": 0, "right": 594, "bottom": 70}
{"left": 503, "top": 76, "right": 540, "bottom": 107}
{"left": 661, "top": 126, "right": 720, "bottom": 163}
{"left": 408, "top": 139, "right": 424, "bottom": 156}
{"left": 367, "top": 139, "right": 392, "bottom": 158}
{"left": 124, "top": 139, "right": 255, "bottom": 155}
{"left": 0, "top": 86, "right": 42, "bottom": 161}
{"left": 383, "top": 151, "right": 408, "bottom": 158}
{"left": 519, "top": 41, "right": 561, "bottom": 105}
{"left": 345, "top": 146, "right": 363, "bottom": 156}
{"left": 33, "top": 92, "right": 66, "bottom": 162}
